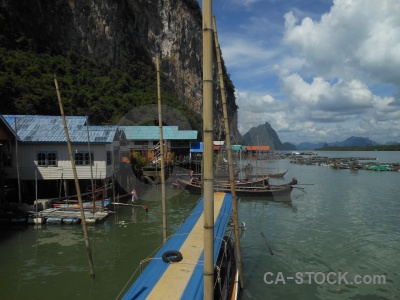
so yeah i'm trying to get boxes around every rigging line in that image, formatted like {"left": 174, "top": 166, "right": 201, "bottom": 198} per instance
{"left": 115, "top": 263, "right": 142, "bottom": 300}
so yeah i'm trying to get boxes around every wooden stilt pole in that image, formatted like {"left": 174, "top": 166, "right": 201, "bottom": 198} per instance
{"left": 14, "top": 118, "right": 21, "bottom": 204}
{"left": 85, "top": 116, "right": 96, "bottom": 214}
{"left": 156, "top": 55, "right": 168, "bottom": 242}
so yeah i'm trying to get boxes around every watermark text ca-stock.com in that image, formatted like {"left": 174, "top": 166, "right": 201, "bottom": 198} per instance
{"left": 264, "top": 272, "right": 386, "bottom": 285}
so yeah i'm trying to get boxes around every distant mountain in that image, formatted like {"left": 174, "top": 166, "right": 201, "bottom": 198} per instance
{"left": 339, "top": 136, "right": 378, "bottom": 147}
{"left": 296, "top": 136, "right": 379, "bottom": 150}
{"left": 241, "top": 122, "right": 296, "bottom": 150}
{"left": 385, "top": 141, "right": 400, "bottom": 145}
{"left": 296, "top": 142, "right": 327, "bottom": 150}
{"left": 241, "top": 121, "right": 389, "bottom": 151}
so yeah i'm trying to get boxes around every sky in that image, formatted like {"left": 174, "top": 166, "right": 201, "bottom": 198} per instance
{"left": 208, "top": 0, "right": 400, "bottom": 144}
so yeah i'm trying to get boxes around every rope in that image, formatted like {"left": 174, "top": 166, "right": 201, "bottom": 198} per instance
{"left": 114, "top": 264, "right": 142, "bottom": 300}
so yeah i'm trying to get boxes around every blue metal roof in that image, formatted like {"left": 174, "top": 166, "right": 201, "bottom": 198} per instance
{"left": 3, "top": 115, "right": 117, "bottom": 144}
{"left": 0, "top": 114, "right": 18, "bottom": 140}
{"left": 121, "top": 126, "right": 198, "bottom": 140}
{"left": 121, "top": 193, "right": 233, "bottom": 300}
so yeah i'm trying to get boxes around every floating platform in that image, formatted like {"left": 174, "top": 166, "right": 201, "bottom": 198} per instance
{"left": 0, "top": 208, "right": 111, "bottom": 225}
{"left": 37, "top": 208, "right": 111, "bottom": 225}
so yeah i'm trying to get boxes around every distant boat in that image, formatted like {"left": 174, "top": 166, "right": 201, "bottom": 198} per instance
{"left": 177, "top": 178, "right": 294, "bottom": 198}
{"left": 121, "top": 192, "right": 239, "bottom": 299}
{"left": 188, "top": 176, "right": 269, "bottom": 187}
{"left": 267, "top": 170, "right": 288, "bottom": 178}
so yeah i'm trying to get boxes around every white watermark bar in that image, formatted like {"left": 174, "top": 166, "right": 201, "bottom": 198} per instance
{"left": 264, "top": 272, "right": 386, "bottom": 285}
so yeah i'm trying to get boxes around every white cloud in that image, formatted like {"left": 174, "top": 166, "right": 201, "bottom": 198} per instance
{"left": 236, "top": 91, "right": 288, "bottom": 133}
{"left": 283, "top": 0, "right": 400, "bottom": 85}
{"left": 216, "top": 0, "right": 400, "bottom": 144}
{"left": 277, "top": 0, "right": 400, "bottom": 143}
{"left": 221, "top": 37, "right": 277, "bottom": 69}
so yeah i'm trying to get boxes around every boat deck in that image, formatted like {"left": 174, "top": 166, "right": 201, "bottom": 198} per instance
{"left": 122, "top": 192, "right": 233, "bottom": 299}
{"left": 148, "top": 193, "right": 225, "bottom": 299}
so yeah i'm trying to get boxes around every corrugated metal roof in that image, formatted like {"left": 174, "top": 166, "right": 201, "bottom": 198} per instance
{"left": 3, "top": 115, "right": 117, "bottom": 144}
{"left": 121, "top": 126, "right": 198, "bottom": 140}
{"left": 0, "top": 114, "right": 18, "bottom": 139}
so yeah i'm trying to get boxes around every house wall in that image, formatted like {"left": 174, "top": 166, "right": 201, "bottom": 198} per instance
{"left": 3, "top": 143, "right": 116, "bottom": 180}
{"left": 0, "top": 126, "right": 11, "bottom": 140}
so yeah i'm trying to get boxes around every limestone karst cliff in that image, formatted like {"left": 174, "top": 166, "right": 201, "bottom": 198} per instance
{"left": 0, "top": 0, "right": 239, "bottom": 141}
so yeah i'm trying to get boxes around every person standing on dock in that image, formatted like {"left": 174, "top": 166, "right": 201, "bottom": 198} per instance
{"left": 188, "top": 169, "right": 194, "bottom": 181}
{"left": 131, "top": 189, "right": 138, "bottom": 203}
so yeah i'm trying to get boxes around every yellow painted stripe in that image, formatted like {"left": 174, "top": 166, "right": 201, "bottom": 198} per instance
{"left": 147, "top": 192, "right": 226, "bottom": 299}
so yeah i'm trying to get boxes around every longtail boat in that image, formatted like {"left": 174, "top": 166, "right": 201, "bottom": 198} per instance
{"left": 121, "top": 192, "right": 239, "bottom": 299}
{"left": 177, "top": 178, "right": 294, "bottom": 198}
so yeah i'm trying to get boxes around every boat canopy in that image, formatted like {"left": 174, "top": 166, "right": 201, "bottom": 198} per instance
{"left": 122, "top": 192, "right": 233, "bottom": 300}
{"left": 190, "top": 141, "right": 203, "bottom": 152}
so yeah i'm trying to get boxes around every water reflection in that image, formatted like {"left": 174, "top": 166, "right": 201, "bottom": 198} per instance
{"left": 1, "top": 154, "right": 399, "bottom": 299}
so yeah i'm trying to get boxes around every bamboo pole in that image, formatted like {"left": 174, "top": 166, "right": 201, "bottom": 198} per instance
{"left": 156, "top": 55, "right": 167, "bottom": 242}
{"left": 213, "top": 15, "right": 245, "bottom": 290}
{"left": 14, "top": 118, "right": 21, "bottom": 204}
{"left": 202, "top": 0, "right": 214, "bottom": 299}
{"left": 58, "top": 173, "right": 63, "bottom": 199}
{"left": 35, "top": 170, "right": 38, "bottom": 228}
{"left": 54, "top": 74, "right": 95, "bottom": 277}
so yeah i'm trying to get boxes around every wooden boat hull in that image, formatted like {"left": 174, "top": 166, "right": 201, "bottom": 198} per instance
{"left": 177, "top": 178, "right": 293, "bottom": 197}
{"left": 190, "top": 177, "right": 269, "bottom": 187}
{"left": 268, "top": 170, "right": 288, "bottom": 178}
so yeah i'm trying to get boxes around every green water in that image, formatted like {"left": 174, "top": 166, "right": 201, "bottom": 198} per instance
{"left": 0, "top": 151, "right": 399, "bottom": 300}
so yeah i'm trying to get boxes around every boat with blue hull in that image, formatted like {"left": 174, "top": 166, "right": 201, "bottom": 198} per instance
{"left": 121, "top": 192, "right": 239, "bottom": 300}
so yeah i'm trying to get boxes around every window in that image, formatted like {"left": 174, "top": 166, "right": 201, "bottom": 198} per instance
{"left": 106, "top": 151, "right": 112, "bottom": 165}
{"left": 36, "top": 151, "right": 58, "bottom": 167}
{"left": 47, "top": 152, "right": 57, "bottom": 166}
{"left": 74, "top": 152, "right": 84, "bottom": 165}
{"left": 37, "top": 152, "right": 47, "bottom": 166}
{"left": 74, "top": 151, "right": 94, "bottom": 166}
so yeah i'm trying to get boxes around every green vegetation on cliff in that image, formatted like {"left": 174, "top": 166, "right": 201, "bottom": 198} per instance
{"left": 0, "top": 47, "right": 202, "bottom": 131}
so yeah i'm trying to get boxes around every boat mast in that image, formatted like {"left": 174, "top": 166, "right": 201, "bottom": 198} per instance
{"left": 213, "top": 15, "right": 245, "bottom": 290}
{"left": 156, "top": 55, "right": 167, "bottom": 242}
{"left": 202, "top": 0, "right": 215, "bottom": 298}
{"left": 54, "top": 74, "right": 95, "bottom": 277}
